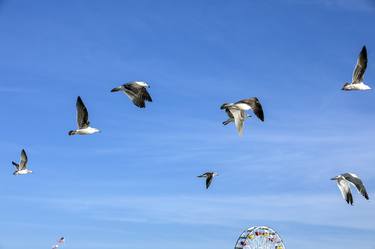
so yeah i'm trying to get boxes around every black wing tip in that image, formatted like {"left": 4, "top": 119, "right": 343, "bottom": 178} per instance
{"left": 360, "top": 46, "right": 367, "bottom": 57}
{"left": 12, "top": 161, "right": 18, "bottom": 166}
{"left": 77, "top": 96, "right": 84, "bottom": 104}
{"left": 133, "top": 99, "right": 146, "bottom": 108}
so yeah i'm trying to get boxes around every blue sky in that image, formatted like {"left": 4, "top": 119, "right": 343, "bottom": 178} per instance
{"left": 0, "top": 0, "right": 375, "bottom": 248}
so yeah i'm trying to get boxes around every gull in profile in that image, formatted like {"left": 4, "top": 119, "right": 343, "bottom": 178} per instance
{"left": 68, "top": 96, "right": 100, "bottom": 136}
{"left": 52, "top": 237, "right": 65, "bottom": 249}
{"left": 331, "top": 173, "right": 369, "bottom": 205}
{"left": 197, "top": 172, "right": 218, "bottom": 189}
{"left": 12, "top": 149, "right": 32, "bottom": 175}
{"left": 111, "top": 81, "right": 152, "bottom": 108}
{"left": 342, "top": 46, "right": 371, "bottom": 91}
{"left": 220, "top": 97, "right": 264, "bottom": 135}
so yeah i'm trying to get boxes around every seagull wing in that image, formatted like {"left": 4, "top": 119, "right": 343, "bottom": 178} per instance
{"left": 19, "top": 149, "right": 28, "bottom": 170}
{"left": 123, "top": 84, "right": 148, "bottom": 108}
{"left": 229, "top": 108, "right": 245, "bottom": 136}
{"left": 76, "top": 96, "right": 89, "bottom": 129}
{"left": 12, "top": 161, "right": 19, "bottom": 170}
{"left": 244, "top": 98, "right": 264, "bottom": 122}
{"left": 343, "top": 173, "right": 369, "bottom": 200}
{"left": 140, "top": 88, "right": 152, "bottom": 102}
{"left": 352, "top": 46, "right": 368, "bottom": 84}
{"left": 206, "top": 174, "right": 213, "bottom": 189}
{"left": 337, "top": 178, "right": 353, "bottom": 205}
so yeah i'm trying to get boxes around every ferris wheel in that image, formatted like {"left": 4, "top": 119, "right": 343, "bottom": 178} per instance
{"left": 234, "top": 226, "right": 285, "bottom": 249}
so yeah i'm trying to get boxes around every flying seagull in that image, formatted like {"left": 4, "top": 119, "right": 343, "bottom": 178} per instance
{"left": 331, "top": 173, "right": 369, "bottom": 205}
{"left": 68, "top": 96, "right": 100, "bottom": 136}
{"left": 52, "top": 237, "right": 65, "bottom": 249}
{"left": 222, "top": 106, "right": 251, "bottom": 126}
{"left": 12, "top": 149, "right": 32, "bottom": 175}
{"left": 220, "top": 97, "right": 264, "bottom": 135}
{"left": 197, "top": 172, "right": 218, "bottom": 189}
{"left": 111, "top": 81, "right": 152, "bottom": 108}
{"left": 342, "top": 46, "right": 371, "bottom": 91}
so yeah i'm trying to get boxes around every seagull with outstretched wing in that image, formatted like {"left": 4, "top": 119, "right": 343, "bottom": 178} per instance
{"left": 197, "top": 172, "right": 218, "bottom": 189}
{"left": 221, "top": 97, "right": 264, "bottom": 136}
{"left": 111, "top": 81, "right": 152, "bottom": 108}
{"left": 342, "top": 46, "right": 371, "bottom": 91}
{"left": 12, "top": 149, "right": 32, "bottom": 175}
{"left": 68, "top": 96, "right": 100, "bottom": 136}
{"left": 331, "top": 172, "right": 369, "bottom": 205}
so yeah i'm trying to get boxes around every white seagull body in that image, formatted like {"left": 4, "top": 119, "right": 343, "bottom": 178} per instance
{"left": 221, "top": 97, "right": 264, "bottom": 136}
{"left": 331, "top": 173, "right": 369, "bottom": 205}
{"left": 111, "top": 81, "right": 152, "bottom": 108}
{"left": 342, "top": 46, "right": 371, "bottom": 91}
{"left": 69, "top": 96, "right": 100, "bottom": 136}
{"left": 12, "top": 149, "right": 32, "bottom": 175}
{"left": 197, "top": 172, "right": 218, "bottom": 189}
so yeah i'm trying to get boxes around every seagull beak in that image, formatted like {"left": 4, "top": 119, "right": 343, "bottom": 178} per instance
{"left": 330, "top": 177, "right": 336, "bottom": 180}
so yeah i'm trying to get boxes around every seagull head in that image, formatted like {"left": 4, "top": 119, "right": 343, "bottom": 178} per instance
{"left": 220, "top": 103, "right": 233, "bottom": 109}
{"left": 27, "top": 169, "right": 33, "bottom": 174}
{"left": 341, "top": 83, "right": 350, "bottom": 91}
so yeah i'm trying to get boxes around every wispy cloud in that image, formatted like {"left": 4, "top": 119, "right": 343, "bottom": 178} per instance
{"left": 8, "top": 193, "right": 375, "bottom": 231}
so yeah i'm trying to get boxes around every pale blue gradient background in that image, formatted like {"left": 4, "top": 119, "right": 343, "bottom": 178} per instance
{"left": 0, "top": 0, "right": 375, "bottom": 248}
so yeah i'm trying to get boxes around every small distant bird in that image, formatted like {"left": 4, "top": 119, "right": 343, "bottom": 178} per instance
{"left": 221, "top": 97, "right": 264, "bottom": 135}
{"left": 111, "top": 81, "right": 152, "bottom": 108}
{"left": 331, "top": 173, "right": 369, "bottom": 205}
{"left": 197, "top": 172, "right": 218, "bottom": 189}
{"left": 12, "top": 149, "right": 32, "bottom": 175}
{"left": 52, "top": 236, "right": 65, "bottom": 249}
{"left": 68, "top": 96, "right": 100, "bottom": 136}
{"left": 342, "top": 46, "right": 371, "bottom": 91}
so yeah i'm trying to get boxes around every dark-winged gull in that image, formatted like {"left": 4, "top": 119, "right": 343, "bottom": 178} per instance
{"left": 342, "top": 46, "right": 371, "bottom": 91}
{"left": 68, "top": 96, "right": 100, "bottom": 136}
{"left": 331, "top": 173, "right": 369, "bottom": 205}
{"left": 12, "top": 149, "right": 32, "bottom": 175}
{"left": 52, "top": 237, "right": 65, "bottom": 249}
{"left": 111, "top": 81, "right": 152, "bottom": 108}
{"left": 197, "top": 172, "right": 218, "bottom": 189}
{"left": 220, "top": 97, "right": 264, "bottom": 135}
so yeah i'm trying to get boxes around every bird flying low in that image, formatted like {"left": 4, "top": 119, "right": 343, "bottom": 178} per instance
{"left": 342, "top": 46, "right": 371, "bottom": 91}
{"left": 52, "top": 236, "right": 65, "bottom": 249}
{"left": 111, "top": 81, "right": 152, "bottom": 108}
{"left": 68, "top": 96, "right": 100, "bottom": 136}
{"left": 221, "top": 97, "right": 264, "bottom": 136}
{"left": 12, "top": 149, "right": 32, "bottom": 175}
{"left": 331, "top": 173, "right": 369, "bottom": 205}
{"left": 197, "top": 172, "right": 218, "bottom": 189}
